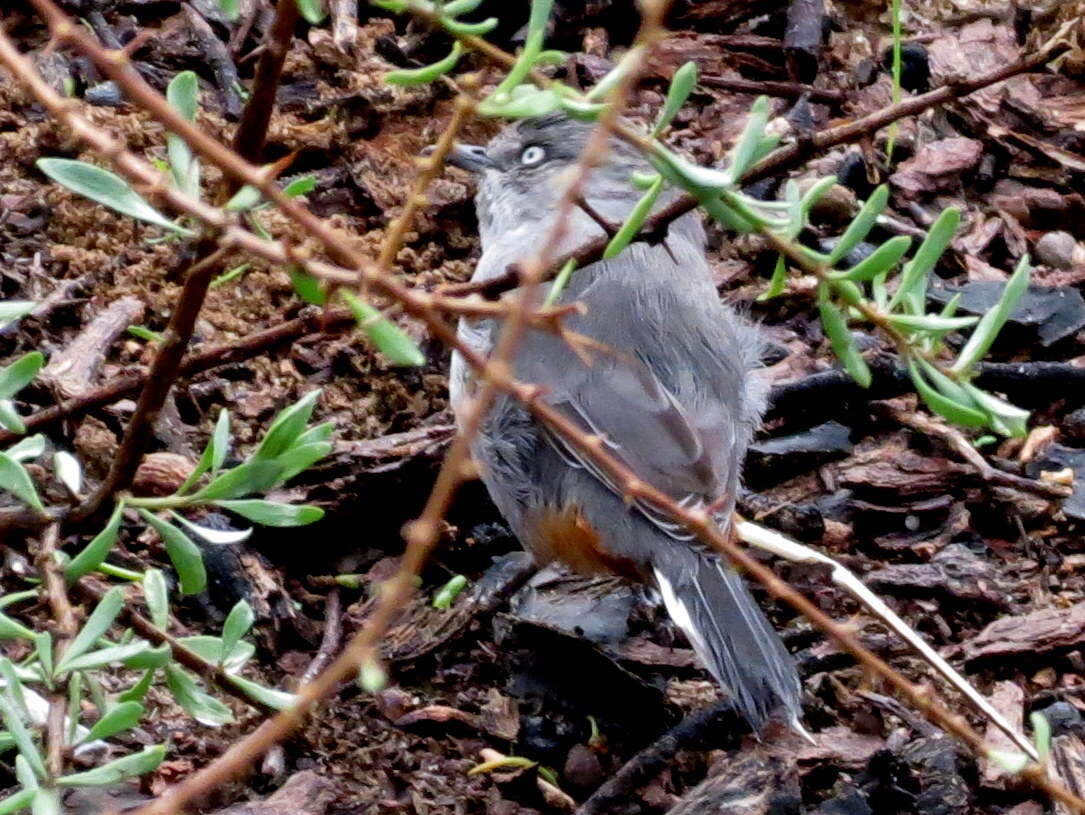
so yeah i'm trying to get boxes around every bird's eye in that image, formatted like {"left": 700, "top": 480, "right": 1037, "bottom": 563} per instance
{"left": 520, "top": 145, "right": 546, "bottom": 166}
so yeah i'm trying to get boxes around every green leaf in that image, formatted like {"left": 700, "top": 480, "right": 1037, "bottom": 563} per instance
{"left": 118, "top": 669, "right": 156, "bottom": 704}
{"left": 14, "top": 753, "right": 38, "bottom": 791}
{"left": 225, "top": 184, "right": 262, "bottom": 213}
{"left": 757, "top": 256, "right": 789, "bottom": 301}
{"left": 0, "top": 788, "right": 34, "bottom": 814}
{"left": 543, "top": 258, "right": 577, "bottom": 308}
{"left": 486, "top": 0, "right": 554, "bottom": 100}
{"left": 727, "top": 96, "right": 771, "bottom": 180}
{"left": 962, "top": 384, "right": 1030, "bottom": 438}
{"left": 603, "top": 174, "right": 663, "bottom": 260}
{"left": 282, "top": 176, "right": 316, "bottom": 198}
{"left": 889, "top": 207, "right": 960, "bottom": 313}
{"left": 951, "top": 254, "right": 1031, "bottom": 375}
{"left": 6, "top": 435, "right": 44, "bottom": 463}
{"left": 443, "top": 16, "right": 498, "bottom": 35}
{"left": 178, "top": 635, "right": 254, "bottom": 673}
{"left": 885, "top": 313, "right": 979, "bottom": 332}
{"left": 127, "top": 325, "right": 163, "bottom": 343}
{"left": 827, "top": 185, "right": 889, "bottom": 265}
{"left": 122, "top": 643, "right": 171, "bottom": 671}
{"left": 274, "top": 441, "right": 333, "bottom": 484}
{"left": 289, "top": 267, "right": 326, "bottom": 305}
{"left": 0, "top": 401, "right": 24, "bottom": 435}
{"left": 0, "top": 452, "right": 45, "bottom": 514}
{"left": 0, "top": 695, "right": 45, "bottom": 781}
{"left": 142, "top": 568, "right": 169, "bottom": 629}
{"left": 479, "top": 85, "right": 562, "bottom": 119}
{"left": 226, "top": 674, "right": 297, "bottom": 710}
{"left": 817, "top": 285, "right": 871, "bottom": 388}
{"left": 56, "top": 587, "right": 124, "bottom": 673}
{"left": 166, "top": 71, "right": 200, "bottom": 199}
{"left": 178, "top": 408, "right": 230, "bottom": 495}
{"left": 0, "top": 352, "right": 44, "bottom": 400}
{"left": 32, "top": 633, "right": 51, "bottom": 682}
{"left": 341, "top": 291, "right": 425, "bottom": 367}
{"left": 432, "top": 574, "right": 468, "bottom": 609}
{"left": 221, "top": 600, "right": 254, "bottom": 665}
{"left": 0, "top": 302, "right": 36, "bottom": 331}
{"left": 65, "top": 502, "right": 124, "bottom": 582}
{"left": 829, "top": 235, "right": 912, "bottom": 282}
{"left": 192, "top": 458, "right": 284, "bottom": 501}
{"left": 139, "top": 511, "right": 207, "bottom": 595}
{"left": 0, "top": 611, "right": 35, "bottom": 641}
{"left": 650, "top": 146, "right": 735, "bottom": 193}
{"left": 219, "top": 0, "right": 239, "bottom": 21}
{"left": 171, "top": 512, "right": 252, "bottom": 545}
{"left": 585, "top": 44, "right": 646, "bottom": 102}
{"left": 908, "top": 361, "right": 988, "bottom": 427}
{"left": 59, "top": 641, "right": 154, "bottom": 674}
{"left": 79, "top": 701, "right": 143, "bottom": 744}
{"left": 213, "top": 499, "right": 324, "bottom": 526}
{"left": 293, "top": 421, "right": 334, "bottom": 448}
{"left": 31, "top": 789, "right": 59, "bottom": 815}
{"left": 295, "top": 0, "right": 326, "bottom": 24}
{"left": 386, "top": 43, "right": 463, "bottom": 86}
{"left": 37, "top": 159, "right": 194, "bottom": 236}
{"left": 56, "top": 744, "right": 165, "bottom": 787}
{"left": 254, "top": 389, "right": 322, "bottom": 461}
{"left": 0, "top": 660, "right": 30, "bottom": 720}
{"left": 164, "top": 665, "right": 233, "bottom": 726}
{"left": 441, "top": 0, "right": 484, "bottom": 14}
{"left": 652, "top": 61, "right": 697, "bottom": 137}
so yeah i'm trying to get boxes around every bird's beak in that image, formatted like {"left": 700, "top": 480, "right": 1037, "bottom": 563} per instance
{"left": 441, "top": 143, "right": 497, "bottom": 172}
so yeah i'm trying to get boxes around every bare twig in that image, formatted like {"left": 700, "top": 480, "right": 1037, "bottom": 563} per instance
{"left": 33, "top": 523, "right": 75, "bottom": 781}
{"left": 699, "top": 74, "right": 845, "bottom": 102}
{"left": 300, "top": 589, "right": 342, "bottom": 686}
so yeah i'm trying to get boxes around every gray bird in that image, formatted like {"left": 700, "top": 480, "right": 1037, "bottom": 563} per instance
{"left": 446, "top": 114, "right": 802, "bottom": 731}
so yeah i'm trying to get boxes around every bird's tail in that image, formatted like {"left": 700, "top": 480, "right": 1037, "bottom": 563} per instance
{"left": 653, "top": 545, "right": 802, "bottom": 731}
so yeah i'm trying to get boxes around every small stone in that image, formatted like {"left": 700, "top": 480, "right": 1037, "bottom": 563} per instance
{"left": 563, "top": 744, "right": 604, "bottom": 790}
{"left": 132, "top": 452, "right": 195, "bottom": 497}
{"left": 1035, "top": 230, "right": 1077, "bottom": 269}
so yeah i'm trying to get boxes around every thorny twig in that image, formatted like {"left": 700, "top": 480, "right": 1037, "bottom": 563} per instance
{"left": 4, "top": 2, "right": 1081, "bottom": 811}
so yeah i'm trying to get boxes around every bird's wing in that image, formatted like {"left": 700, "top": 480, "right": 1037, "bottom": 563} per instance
{"left": 516, "top": 314, "right": 750, "bottom": 540}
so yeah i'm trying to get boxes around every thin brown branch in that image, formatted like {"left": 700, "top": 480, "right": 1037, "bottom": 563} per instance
{"left": 881, "top": 404, "right": 1071, "bottom": 499}
{"left": 228, "top": 0, "right": 298, "bottom": 173}
{"left": 71, "top": 579, "right": 278, "bottom": 714}
{"left": 34, "top": 523, "right": 75, "bottom": 781}
{"left": 699, "top": 74, "right": 845, "bottom": 102}
{"left": 69, "top": 245, "right": 226, "bottom": 522}
{"left": 300, "top": 589, "right": 341, "bottom": 686}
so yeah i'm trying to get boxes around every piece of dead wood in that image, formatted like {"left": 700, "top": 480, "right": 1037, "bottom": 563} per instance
{"left": 783, "top": 0, "right": 823, "bottom": 83}
{"left": 300, "top": 588, "right": 341, "bottom": 685}
{"left": 207, "top": 770, "right": 338, "bottom": 815}
{"left": 575, "top": 701, "right": 745, "bottom": 815}
{"left": 41, "top": 295, "right": 143, "bottom": 399}
{"left": 353, "top": 552, "right": 537, "bottom": 662}
{"left": 980, "top": 681, "right": 1026, "bottom": 788}
{"left": 864, "top": 543, "right": 1011, "bottom": 608}
{"left": 962, "top": 602, "right": 1085, "bottom": 664}
{"left": 1051, "top": 732, "right": 1085, "bottom": 815}
{"left": 666, "top": 752, "right": 798, "bottom": 815}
